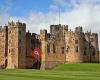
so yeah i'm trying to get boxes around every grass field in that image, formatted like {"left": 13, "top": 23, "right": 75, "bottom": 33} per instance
{"left": 0, "top": 63, "right": 100, "bottom": 80}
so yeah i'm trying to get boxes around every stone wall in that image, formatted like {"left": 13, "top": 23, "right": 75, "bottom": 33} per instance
{"left": 65, "top": 29, "right": 85, "bottom": 63}
{"left": 0, "top": 26, "right": 7, "bottom": 66}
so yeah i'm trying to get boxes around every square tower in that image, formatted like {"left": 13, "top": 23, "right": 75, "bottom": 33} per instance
{"left": 7, "top": 21, "right": 26, "bottom": 69}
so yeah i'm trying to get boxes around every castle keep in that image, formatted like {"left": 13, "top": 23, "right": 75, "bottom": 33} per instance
{"left": 0, "top": 21, "right": 99, "bottom": 69}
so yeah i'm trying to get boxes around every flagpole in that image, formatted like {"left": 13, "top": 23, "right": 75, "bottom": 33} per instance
{"left": 59, "top": 7, "right": 60, "bottom": 24}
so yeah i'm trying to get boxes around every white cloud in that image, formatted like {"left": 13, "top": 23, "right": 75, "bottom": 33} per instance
{"left": 9, "top": 11, "right": 59, "bottom": 33}
{"left": 0, "top": 0, "right": 100, "bottom": 49}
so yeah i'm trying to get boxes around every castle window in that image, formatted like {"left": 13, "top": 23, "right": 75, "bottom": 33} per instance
{"left": 61, "top": 47, "right": 64, "bottom": 54}
{"left": 5, "top": 59, "right": 8, "bottom": 68}
{"left": 47, "top": 44, "right": 50, "bottom": 53}
{"left": 84, "top": 51, "right": 87, "bottom": 56}
{"left": 53, "top": 44, "right": 56, "bottom": 53}
{"left": 92, "top": 50, "right": 95, "bottom": 56}
{"left": 75, "top": 40, "right": 78, "bottom": 44}
{"left": 76, "top": 46, "right": 78, "bottom": 52}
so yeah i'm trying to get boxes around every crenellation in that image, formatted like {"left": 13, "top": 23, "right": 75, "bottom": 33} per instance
{"left": 91, "top": 33, "right": 98, "bottom": 37}
{"left": 8, "top": 21, "right": 26, "bottom": 28}
{"left": 75, "top": 26, "right": 83, "bottom": 33}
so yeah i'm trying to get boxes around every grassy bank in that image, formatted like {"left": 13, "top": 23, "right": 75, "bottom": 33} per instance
{"left": 0, "top": 63, "right": 100, "bottom": 80}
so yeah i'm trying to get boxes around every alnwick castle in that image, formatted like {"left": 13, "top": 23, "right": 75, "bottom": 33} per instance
{"left": 0, "top": 21, "right": 99, "bottom": 69}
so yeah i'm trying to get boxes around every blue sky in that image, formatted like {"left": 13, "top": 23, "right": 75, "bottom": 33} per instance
{"left": 0, "top": 0, "right": 54, "bottom": 16}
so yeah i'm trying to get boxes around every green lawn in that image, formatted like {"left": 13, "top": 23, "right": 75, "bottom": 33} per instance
{"left": 0, "top": 63, "right": 100, "bottom": 80}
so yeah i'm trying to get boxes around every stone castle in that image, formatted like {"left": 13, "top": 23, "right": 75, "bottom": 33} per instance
{"left": 0, "top": 21, "right": 99, "bottom": 69}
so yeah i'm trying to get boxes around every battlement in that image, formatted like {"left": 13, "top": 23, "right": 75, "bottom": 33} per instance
{"left": 26, "top": 32, "right": 31, "bottom": 36}
{"left": 32, "top": 33, "right": 37, "bottom": 38}
{"left": 91, "top": 33, "right": 98, "bottom": 37}
{"left": 75, "top": 26, "right": 83, "bottom": 33}
{"left": 26, "top": 31, "right": 41, "bottom": 41}
{"left": 50, "top": 24, "right": 60, "bottom": 34}
{"left": 62, "top": 25, "right": 68, "bottom": 31}
{"left": 0, "top": 26, "right": 8, "bottom": 32}
{"left": 40, "top": 29, "right": 47, "bottom": 35}
{"left": 8, "top": 21, "right": 26, "bottom": 27}
{"left": 0, "top": 26, "right": 4, "bottom": 30}
{"left": 67, "top": 30, "right": 74, "bottom": 34}
{"left": 26, "top": 32, "right": 37, "bottom": 39}
{"left": 85, "top": 31, "right": 91, "bottom": 36}
{"left": 50, "top": 24, "right": 68, "bottom": 34}
{"left": 85, "top": 32, "right": 98, "bottom": 37}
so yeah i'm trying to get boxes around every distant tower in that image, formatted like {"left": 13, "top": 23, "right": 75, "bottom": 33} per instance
{"left": 50, "top": 24, "right": 68, "bottom": 38}
{"left": 65, "top": 26, "right": 85, "bottom": 63}
{"left": 40, "top": 29, "right": 47, "bottom": 70}
{"left": 90, "top": 33, "right": 99, "bottom": 62}
{"left": 84, "top": 32, "right": 91, "bottom": 62}
{"left": 75, "top": 26, "right": 83, "bottom": 33}
{"left": 7, "top": 21, "right": 26, "bottom": 69}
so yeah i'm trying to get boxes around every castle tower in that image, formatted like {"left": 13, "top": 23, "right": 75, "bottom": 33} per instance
{"left": 90, "top": 33, "right": 99, "bottom": 62}
{"left": 84, "top": 32, "right": 99, "bottom": 62}
{"left": 7, "top": 21, "right": 26, "bottom": 69}
{"left": 84, "top": 32, "right": 91, "bottom": 62}
{"left": 50, "top": 24, "right": 68, "bottom": 41}
{"left": 65, "top": 27, "right": 85, "bottom": 63}
{"left": 75, "top": 26, "right": 83, "bottom": 33}
{"left": 0, "top": 26, "right": 8, "bottom": 68}
{"left": 40, "top": 29, "right": 47, "bottom": 70}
